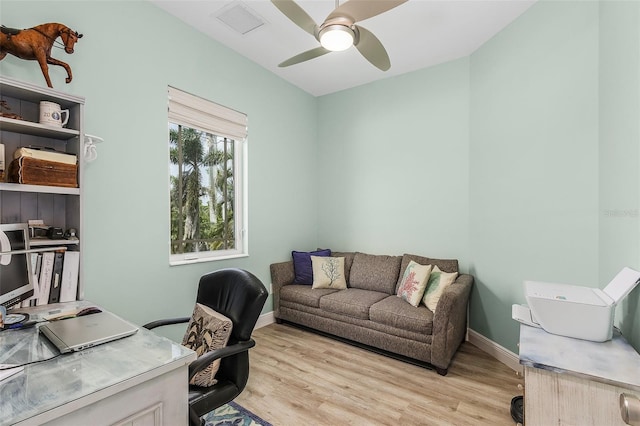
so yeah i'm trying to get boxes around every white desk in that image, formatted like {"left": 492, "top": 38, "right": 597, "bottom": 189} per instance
{"left": 519, "top": 324, "right": 640, "bottom": 425}
{"left": 0, "top": 302, "right": 196, "bottom": 426}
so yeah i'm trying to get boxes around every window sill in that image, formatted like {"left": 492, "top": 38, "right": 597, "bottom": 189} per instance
{"left": 170, "top": 252, "right": 248, "bottom": 267}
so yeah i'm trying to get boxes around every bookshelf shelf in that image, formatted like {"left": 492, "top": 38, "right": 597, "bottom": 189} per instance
{"left": 0, "top": 182, "right": 80, "bottom": 195}
{"left": 30, "top": 238, "right": 80, "bottom": 247}
{"left": 0, "top": 116, "right": 80, "bottom": 139}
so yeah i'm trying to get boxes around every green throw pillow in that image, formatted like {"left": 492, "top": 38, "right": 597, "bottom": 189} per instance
{"left": 423, "top": 266, "right": 458, "bottom": 312}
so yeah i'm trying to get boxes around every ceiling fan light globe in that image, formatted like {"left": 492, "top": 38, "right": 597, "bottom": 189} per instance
{"left": 319, "top": 25, "right": 354, "bottom": 52}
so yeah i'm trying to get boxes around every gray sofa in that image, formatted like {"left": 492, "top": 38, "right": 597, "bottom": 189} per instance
{"left": 270, "top": 251, "right": 473, "bottom": 375}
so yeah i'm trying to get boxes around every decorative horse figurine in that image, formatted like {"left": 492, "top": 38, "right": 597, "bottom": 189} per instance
{"left": 0, "top": 23, "right": 83, "bottom": 88}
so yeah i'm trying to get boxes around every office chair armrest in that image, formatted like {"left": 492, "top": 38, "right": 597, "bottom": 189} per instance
{"left": 142, "top": 317, "right": 191, "bottom": 330}
{"left": 189, "top": 339, "right": 256, "bottom": 380}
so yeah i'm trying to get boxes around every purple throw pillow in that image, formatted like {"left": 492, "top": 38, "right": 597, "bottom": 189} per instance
{"left": 292, "top": 249, "right": 331, "bottom": 284}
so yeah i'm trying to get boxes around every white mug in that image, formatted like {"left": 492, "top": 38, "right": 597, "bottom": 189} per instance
{"left": 39, "top": 101, "right": 69, "bottom": 127}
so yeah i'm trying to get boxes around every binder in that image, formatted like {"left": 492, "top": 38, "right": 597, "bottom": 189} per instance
{"left": 21, "top": 253, "right": 41, "bottom": 307}
{"left": 33, "top": 253, "right": 42, "bottom": 306}
{"left": 37, "top": 252, "right": 55, "bottom": 305}
{"left": 34, "top": 253, "right": 43, "bottom": 278}
{"left": 59, "top": 251, "right": 80, "bottom": 303}
{"left": 47, "top": 251, "right": 65, "bottom": 304}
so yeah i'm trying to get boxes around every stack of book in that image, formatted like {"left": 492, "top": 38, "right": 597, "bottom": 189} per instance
{"left": 21, "top": 250, "right": 80, "bottom": 307}
{"left": 8, "top": 147, "right": 78, "bottom": 188}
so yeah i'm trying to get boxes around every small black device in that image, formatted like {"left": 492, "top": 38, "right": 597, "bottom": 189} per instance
{"left": 46, "top": 227, "right": 64, "bottom": 239}
{"left": 510, "top": 395, "right": 523, "bottom": 424}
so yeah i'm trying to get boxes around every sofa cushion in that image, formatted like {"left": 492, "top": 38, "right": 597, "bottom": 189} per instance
{"left": 397, "top": 261, "right": 433, "bottom": 307}
{"left": 311, "top": 256, "right": 347, "bottom": 289}
{"left": 370, "top": 296, "right": 434, "bottom": 335}
{"left": 349, "top": 252, "right": 402, "bottom": 294}
{"left": 292, "top": 249, "right": 331, "bottom": 284}
{"left": 319, "top": 288, "right": 388, "bottom": 320}
{"left": 331, "top": 251, "right": 356, "bottom": 285}
{"left": 423, "top": 266, "right": 459, "bottom": 312}
{"left": 280, "top": 284, "right": 339, "bottom": 308}
{"left": 395, "top": 254, "right": 459, "bottom": 293}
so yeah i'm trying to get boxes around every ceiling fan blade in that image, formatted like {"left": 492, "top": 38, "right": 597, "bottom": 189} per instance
{"left": 271, "top": 0, "right": 318, "bottom": 37}
{"left": 327, "top": 0, "right": 408, "bottom": 23}
{"left": 278, "top": 46, "right": 331, "bottom": 67}
{"left": 354, "top": 25, "right": 390, "bottom": 71}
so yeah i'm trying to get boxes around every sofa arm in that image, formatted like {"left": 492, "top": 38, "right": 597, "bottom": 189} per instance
{"left": 270, "top": 261, "right": 295, "bottom": 316}
{"left": 431, "top": 273, "right": 473, "bottom": 371}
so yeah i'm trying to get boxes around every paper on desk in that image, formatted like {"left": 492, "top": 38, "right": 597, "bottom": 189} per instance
{"left": 0, "top": 364, "right": 24, "bottom": 382}
{"left": 43, "top": 307, "right": 85, "bottom": 321}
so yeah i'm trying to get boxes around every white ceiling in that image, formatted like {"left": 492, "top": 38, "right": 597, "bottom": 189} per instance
{"left": 150, "top": 0, "right": 536, "bottom": 97}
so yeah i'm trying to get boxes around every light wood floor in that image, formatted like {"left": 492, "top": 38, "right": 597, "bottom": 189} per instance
{"left": 235, "top": 323, "right": 523, "bottom": 425}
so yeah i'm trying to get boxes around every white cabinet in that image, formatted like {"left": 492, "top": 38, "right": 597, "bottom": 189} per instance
{"left": 524, "top": 366, "right": 639, "bottom": 425}
{"left": 519, "top": 324, "right": 640, "bottom": 425}
{"left": 0, "top": 76, "right": 84, "bottom": 299}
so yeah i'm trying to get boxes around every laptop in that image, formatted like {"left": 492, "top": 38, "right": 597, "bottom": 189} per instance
{"left": 39, "top": 311, "right": 138, "bottom": 353}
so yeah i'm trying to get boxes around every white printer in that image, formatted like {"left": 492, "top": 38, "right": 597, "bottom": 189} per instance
{"left": 512, "top": 267, "right": 640, "bottom": 342}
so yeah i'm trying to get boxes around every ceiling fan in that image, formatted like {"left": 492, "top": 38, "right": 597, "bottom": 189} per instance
{"left": 271, "top": 0, "right": 408, "bottom": 71}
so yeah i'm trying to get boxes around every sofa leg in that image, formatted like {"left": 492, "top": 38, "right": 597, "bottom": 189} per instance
{"left": 435, "top": 367, "right": 448, "bottom": 376}
{"left": 275, "top": 318, "right": 283, "bottom": 324}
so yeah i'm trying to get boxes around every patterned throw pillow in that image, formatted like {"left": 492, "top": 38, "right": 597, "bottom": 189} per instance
{"left": 311, "top": 256, "right": 347, "bottom": 289}
{"left": 182, "top": 303, "right": 233, "bottom": 387}
{"left": 396, "top": 261, "right": 433, "bottom": 307}
{"left": 423, "top": 266, "right": 459, "bottom": 312}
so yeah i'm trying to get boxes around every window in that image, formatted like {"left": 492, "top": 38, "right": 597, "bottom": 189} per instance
{"left": 168, "top": 87, "right": 247, "bottom": 264}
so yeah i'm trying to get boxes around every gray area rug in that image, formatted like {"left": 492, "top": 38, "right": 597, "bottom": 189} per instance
{"left": 203, "top": 401, "right": 272, "bottom": 426}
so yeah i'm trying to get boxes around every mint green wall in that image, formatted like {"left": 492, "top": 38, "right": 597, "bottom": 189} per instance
{"left": 4, "top": 1, "right": 639, "bottom": 353}
{"left": 0, "top": 1, "right": 318, "bottom": 337}
{"left": 599, "top": 1, "right": 640, "bottom": 347}
{"left": 469, "top": 1, "right": 601, "bottom": 352}
{"left": 316, "top": 58, "right": 470, "bottom": 262}
{"left": 467, "top": 0, "right": 640, "bottom": 352}
{"left": 317, "top": 1, "right": 640, "bottom": 354}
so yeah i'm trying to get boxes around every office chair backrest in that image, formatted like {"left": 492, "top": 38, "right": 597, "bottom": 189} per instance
{"left": 196, "top": 268, "right": 268, "bottom": 342}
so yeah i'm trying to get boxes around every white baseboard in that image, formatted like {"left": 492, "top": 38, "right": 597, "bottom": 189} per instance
{"left": 467, "top": 328, "right": 522, "bottom": 374}
{"left": 255, "top": 311, "right": 275, "bottom": 330}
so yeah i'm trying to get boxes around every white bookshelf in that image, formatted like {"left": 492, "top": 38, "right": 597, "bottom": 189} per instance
{"left": 0, "top": 76, "right": 85, "bottom": 301}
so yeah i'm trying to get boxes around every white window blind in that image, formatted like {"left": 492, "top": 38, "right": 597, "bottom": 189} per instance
{"left": 168, "top": 86, "right": 247, "bottom": 141}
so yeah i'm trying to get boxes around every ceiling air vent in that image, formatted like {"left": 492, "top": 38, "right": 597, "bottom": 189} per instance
{"left": 215, "top": 2, "right": 266, "bottom": 35}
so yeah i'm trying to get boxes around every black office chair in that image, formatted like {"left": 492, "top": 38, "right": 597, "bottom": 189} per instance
{"left": 144, "top": 268, "right": 268, "bottom": 426}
